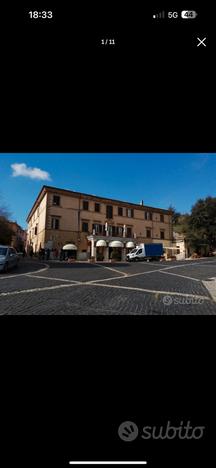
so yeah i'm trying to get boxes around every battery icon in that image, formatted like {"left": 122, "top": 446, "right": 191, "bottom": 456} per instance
{"left": 181, "top": 10, "right": 198, "bottom": 19}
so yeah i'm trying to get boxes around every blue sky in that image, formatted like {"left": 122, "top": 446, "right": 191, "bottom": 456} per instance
{"left": 0, "top": 153, "right": 215, "bottom": 228}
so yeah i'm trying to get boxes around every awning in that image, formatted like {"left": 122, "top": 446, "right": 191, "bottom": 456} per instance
{"left": 62, "top": 244, "right": 77, "bottom": 250}
{"left": 109, "top": 241, "right": 124, "bottom": 248}
{"left": 126, "top": 241, "right": 135, "bottom": 248}
{"left": 96, "top": 240, "right": 107, "bottom": 247}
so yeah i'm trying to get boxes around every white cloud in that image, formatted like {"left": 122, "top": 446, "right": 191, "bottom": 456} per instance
{"left": 11, "top": 163, "right": 51, "bottom": 181}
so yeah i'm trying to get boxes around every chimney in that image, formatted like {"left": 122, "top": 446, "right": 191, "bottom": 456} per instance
{"left": 140, "top": 200, "right": 144, "bottom": 206}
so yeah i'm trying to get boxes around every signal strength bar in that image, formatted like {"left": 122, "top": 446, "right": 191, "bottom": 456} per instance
{"left": 153, "top": 11, "right": 165, "bottom": 19}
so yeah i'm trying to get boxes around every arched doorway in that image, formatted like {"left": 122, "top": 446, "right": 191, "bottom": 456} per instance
{"left": 61, "top": 243, "right": 77, "bottom": 260}
{"left": 108, "top": 240, "right": 124, "bottom": 261}
{"left": 96, "top": 239, "right": 107, "bottom": 261}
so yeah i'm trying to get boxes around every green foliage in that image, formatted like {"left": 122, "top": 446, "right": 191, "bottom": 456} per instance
{"left": 187, "top": 197, "right": 216, "bottom": 251}
{"left": 174, "top": 214, "right": 190, "bottom": 234}
{"left": 168, "top": 205, "right": 181, "bottom": 225}
{"left": 171, "top": 197, "right": 216, "bottom": 254}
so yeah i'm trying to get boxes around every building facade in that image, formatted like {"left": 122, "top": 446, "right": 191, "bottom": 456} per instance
{"left": 8, "top": 221, "right": 27, "bottom": 252}
{"left": 26, "top": 186, "right": 173, "bottom": 260}
{"left": 172, "top": 231, "right": 188, "bottom": 260}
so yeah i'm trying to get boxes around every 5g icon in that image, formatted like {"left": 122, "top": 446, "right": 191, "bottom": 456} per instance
{"left": 168, "top": 11, "right": 178, "bottom": 19}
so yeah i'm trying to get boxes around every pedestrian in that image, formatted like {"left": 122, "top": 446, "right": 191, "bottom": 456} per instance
{"left": 39, "top": 248, "right": 43, "bottom": 260}
{"left": 45, "top": 248, "right": 50, "bottom": 261}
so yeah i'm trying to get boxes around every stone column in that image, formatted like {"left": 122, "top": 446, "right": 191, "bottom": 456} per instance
{"left": 122, "top": 246, "right": 126, "bottom": 261}
{"left": 104, "top": 245, "right": 109, "bottom": 261}
{"left": 91, "top": 239, "right": 96, "bottom": 257}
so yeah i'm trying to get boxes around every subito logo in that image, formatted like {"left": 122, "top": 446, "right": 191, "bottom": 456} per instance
{"left": 118, "top": 421, "right": 139, "bottom": 441}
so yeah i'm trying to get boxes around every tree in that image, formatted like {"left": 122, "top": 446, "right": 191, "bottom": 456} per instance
{"left": 168, "top": 205, "right": 181, "bottom": 225}
{"left": 187, "top": 197, "right": 216, "bottom": 253}
{"left": 0, "top": 199, "right": 13, "bottom": 245}
{"left": 173, "top": 214, "right": 190, "bottom": 235}
{"left": 0, "top": 216, "right": 13, "bottom": 244}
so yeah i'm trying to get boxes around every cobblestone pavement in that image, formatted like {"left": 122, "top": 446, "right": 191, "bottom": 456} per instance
{"left": 1, "top": 258, "right": 216, "bottom": 314}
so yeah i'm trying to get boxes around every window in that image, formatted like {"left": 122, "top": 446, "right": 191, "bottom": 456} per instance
{"left": 51, "top": 218, "right": 59, "bottom": 230}
{"left": 92, "top": 223, "right": 103, "bottom": 234}
{"left": 145, "top": 211, "right": 152, "bottom": 221}
{"left": 160, "top": 214, "right": 164, "bottom": 223}
{"left": 112, "top": 226, "right": 117, "bottom": 236}
{"left": 53, "top": 195, "right": 60, "bottom": 206}
{"left": 95, "top": 203, "right": 100, "bottom": 213}
{"left": 106, "top": 205, "right": 113, "bottom": 219}
{"left": 118, "top": 207, "right": 123, "bottom": 216}
{"left": 137, "top": 249, "right": 142, "bottom": 254}
{"left": 34, "top": 226, "right": 38, "bottom": 235}
{"left": 117, "top": 226, "right": 123, "bottom": 236}
{"left": 146, "top": 229, "right": 151, "bottom": 238}
{"left": 108, "top": 225, "right": 113, "bottom": 236}
{"left": 83, "top": 201, "right": 89, "bottom": 211}
{"left": 160, "top": 230, "right": 165, "bottom": 239}
{"left": 82, "top": 222, "right": 89, "bottom": 232}
{"left": 127, "top": 227, "right": 132, "bottom": 237}
{"left": 127, "top": 208, "right": 134, "bottom": 218}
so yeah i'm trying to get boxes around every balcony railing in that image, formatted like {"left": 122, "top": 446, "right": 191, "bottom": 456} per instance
{"left": 92, "top": 230, "right": 133, "bottom": 238}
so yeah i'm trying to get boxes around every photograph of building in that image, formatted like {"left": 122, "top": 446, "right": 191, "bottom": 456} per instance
{"left": 26, "top": 185, "right": 173, "bottom": 261}
{"left": 1, "top": 152, "right": 216, "bottom": 315}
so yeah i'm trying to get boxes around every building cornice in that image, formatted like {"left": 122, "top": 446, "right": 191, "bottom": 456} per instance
{"left": 26, "top": 185, "right": 172, "bottom": 222}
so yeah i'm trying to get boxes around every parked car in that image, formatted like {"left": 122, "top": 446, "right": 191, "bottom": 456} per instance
{"left": 0, "top": 245, "right": 20, "bottom": 272}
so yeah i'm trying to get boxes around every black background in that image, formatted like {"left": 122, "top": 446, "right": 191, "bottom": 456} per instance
{"left": 0, "top": 3, "right": 215, "bottom": 467}
{"left": 0, "top": 3, "right": 214, "bottom": 152}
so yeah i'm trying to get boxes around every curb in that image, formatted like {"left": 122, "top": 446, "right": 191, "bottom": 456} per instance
{"left": 202, "top": 278, "right": 216, "bottom": 302}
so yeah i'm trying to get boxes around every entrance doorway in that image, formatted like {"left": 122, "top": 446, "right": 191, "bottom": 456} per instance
{"left": 109, "top": 247, "right": 122, "bottom": 261}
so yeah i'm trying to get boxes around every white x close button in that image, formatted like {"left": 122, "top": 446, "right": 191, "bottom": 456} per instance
{"left": 197, "top": 37, "right": 207, "bottom": 47}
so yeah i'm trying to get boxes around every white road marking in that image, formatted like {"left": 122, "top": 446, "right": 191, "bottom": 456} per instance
{"left": 88, "top": 282, "right": 210, "bottom": 300}
{"left": 0, "top": 263, "right": 49, "bottom": 280}
{"left": 202, "top": 278, "right": 216, "bottom": 302}
{"left": 64, "top": 260, "right": 216, "bottom": 285}
{"left": 0, "top": 278, "right": 210, "bottom": 301}
{"left": 159, "top": 270, "right": 201, "bottom": 282}
{"left": 127, "top": 268, "right": 163, "bottom": 278}
{"left": 26, "top": 274, "right": 81, "bottom": 284}
{"left": 161, "top": 261, "right": 216, "bottom": 270}
{"left": 88, "top": 267, "right": 167, "bottom": 283}
{"left": 118, "top": 260, "right": 216, "bottom": 280}
{"left": 26, "top": 264, "right": 50, "bottom": 274}
{"left": 87, "top": 275, "right": 127, "bottom": 284}
{"left": 1, "top": 259, "right": 216, "bottom": 301}
{"left": 0, "top": 282, "right": 81, "bottom": 297}
{"left": 94, "top": 263, "right": 128, "bottom": 277}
